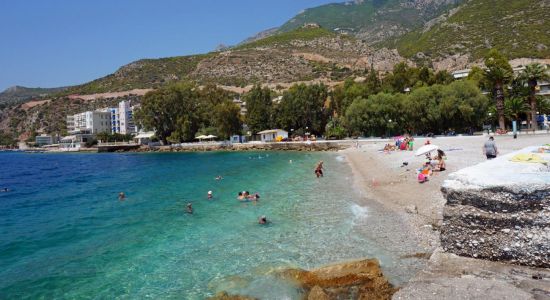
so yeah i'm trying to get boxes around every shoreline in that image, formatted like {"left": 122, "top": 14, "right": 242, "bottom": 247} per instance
{"left": 342, "top": 135, "right": 550, "bottom": 299}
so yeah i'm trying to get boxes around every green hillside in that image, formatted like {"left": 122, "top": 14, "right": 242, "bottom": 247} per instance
{"left": 234, "top": 26, "right": 336, "bottom": 50}
{"left": 277, "top": 0, "right": 463, "bottom": 43}
{"left": 391, "top": 0, "right": 550, "bottom": 60}
{"left": 279, "top": 1, "right": 384, "bottom": 32}
{"left": 0, "top": 86, "right": 69, "bottom": 106}
{"left": 64, "top": 54, "right": 211, "bottom": 95}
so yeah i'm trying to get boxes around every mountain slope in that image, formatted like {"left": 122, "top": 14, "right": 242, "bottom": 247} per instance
{"left": 388, "top": 0, "right": 550, "bottom": 62}
{"left": 63, "top": 27, "right": 404, "bottom": 95}
{"left": 278, "top": 0, "right": 463, "bottom": 44}
{"left": 0, "top": 86, "right": 69, "bottom": 106}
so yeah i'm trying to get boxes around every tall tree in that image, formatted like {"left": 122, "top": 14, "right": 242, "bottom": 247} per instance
{"left": 484, "top": 49, "right": 513, "bottom": 130}
{"left": 134, "top": 82, "right": 201, "bottom": 143}
{"left": 519, "top": 63, "right": 549, "bottom": 129}
{"left": 244, "top": 85, "right": 272, "bottom": 134}
{"left": 214, "top": 101, "right": 242, "bottom": 139}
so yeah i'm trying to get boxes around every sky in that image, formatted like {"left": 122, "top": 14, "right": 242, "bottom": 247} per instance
{"left": 0, "top": 0, "right": 339, "bottom": 91}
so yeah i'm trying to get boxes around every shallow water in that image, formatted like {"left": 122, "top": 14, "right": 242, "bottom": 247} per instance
{"left": 0, "top": 151, "right": 422, "bottom": 299}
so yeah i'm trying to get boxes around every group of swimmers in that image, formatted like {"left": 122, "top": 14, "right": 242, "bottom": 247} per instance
{"left": 237, "top": 191, "right": 260, "bottom": 201}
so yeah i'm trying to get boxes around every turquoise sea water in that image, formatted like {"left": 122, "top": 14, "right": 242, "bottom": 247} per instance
{"left": 0, "top": 151, "right": 418, "bottom": 299}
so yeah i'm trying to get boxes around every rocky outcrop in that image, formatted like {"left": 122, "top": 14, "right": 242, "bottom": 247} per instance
{"left": 440, "top": 147, "right": 550, "bottom": 268}
{"left": 278, "top": 259, "right": 396, "bottom": 299}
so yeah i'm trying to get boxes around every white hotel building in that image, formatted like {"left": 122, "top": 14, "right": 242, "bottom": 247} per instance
{"left": 66, "top": 100, "right": 137, "bottom": 135}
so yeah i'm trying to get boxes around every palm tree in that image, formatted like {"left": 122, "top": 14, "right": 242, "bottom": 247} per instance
{"left": 519, "top": 63, "right": 550, "bottom": 130}
{"left": 505, "top": 97, "right": 529, "bottom": 124}
{"left": 484, "top": 49, "right": 513, "bottom": 130}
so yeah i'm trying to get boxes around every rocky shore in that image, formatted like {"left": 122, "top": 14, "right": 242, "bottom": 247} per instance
{"left": 343, "top": 136, "right": 550, "bottom": 299}
{"left": 209, "top": 259, "right": 396, "bottom": 300}
{"left": 440, "top": 147, "right": 550, "bottom": 268}
{"left": 133, "top": 141, "right": 349, "bottom": 152}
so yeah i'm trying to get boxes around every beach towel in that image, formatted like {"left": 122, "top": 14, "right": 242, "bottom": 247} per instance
{"left": 509, "top": 153, "right": 547, "bottom": 165}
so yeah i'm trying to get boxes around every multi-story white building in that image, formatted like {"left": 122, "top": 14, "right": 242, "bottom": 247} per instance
{"left": 118, "top": 100, "right": 136, "bottom": 134}
{"left": 70, "top": 111, "right": 112, "bottom": 134}
{"left": 66, "top": 100, "right": 138, "bottom": 135}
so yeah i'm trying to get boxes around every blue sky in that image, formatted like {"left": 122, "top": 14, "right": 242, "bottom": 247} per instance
{"left": 0, "top": 0, "right": 339, "bottom": 91}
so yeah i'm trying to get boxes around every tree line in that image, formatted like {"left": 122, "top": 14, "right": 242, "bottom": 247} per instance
{"left": 134, "top": 49, "right": 549, "bottom": 143}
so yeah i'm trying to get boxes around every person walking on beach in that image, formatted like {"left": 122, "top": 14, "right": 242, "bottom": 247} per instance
{"left": 483, "top": 136, "right": 498, "bottom": 159}
{"left": 315, "top": 161, "right": 324, "bottom": 178}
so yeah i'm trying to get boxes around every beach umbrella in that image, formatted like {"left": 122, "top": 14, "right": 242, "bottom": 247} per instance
{"left": 415, "top": 144, "right": 439, "bottom": 156}
{"left": 195, "top": 135, "right": 208, "bottom": 141}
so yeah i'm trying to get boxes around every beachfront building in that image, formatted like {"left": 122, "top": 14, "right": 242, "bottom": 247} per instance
{"left": 67, "top": 100, "right": 138, "bottom": 136}
{"left": 118, "top": 100, "right": 136, "bottom": 134}
{"left": 35, "top": 134, "right": 57, "bottom": 147}
{"left": 258, "top": 129, "right": 288, "bottom": 143}
{"left": 70, "top": 111, "right": 112, "bottom": 134}
{"left": 133, "top": 131, "right": 155, "bottom": 145}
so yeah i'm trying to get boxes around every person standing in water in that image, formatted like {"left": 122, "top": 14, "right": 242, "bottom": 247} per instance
{"left": 207, "top": 191, "right": 213, "bottom": 199}
{"left": 118, "top": 192, "right": 126, "bottom": 201}
{"left": 483, "top": 136, "right": 498, "bottom": 159}
{"left": 186, "top": 203, "right": 193, "bottom": 214}
{"left": 315, "top": 161, "right": 324, "bottom": 178}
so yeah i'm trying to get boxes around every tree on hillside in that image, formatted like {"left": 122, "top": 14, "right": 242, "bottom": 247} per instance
{"left": 365, "top": 66, "right": 382, "bottom": 93}
{"left": 244, "top": 85, "right": 272, "bottom": 134}
{"left": 484, "top": 49, "right": 513, "bottom": 130}
{"left": 519, "top": 63, "right": 549, "bottom": 129}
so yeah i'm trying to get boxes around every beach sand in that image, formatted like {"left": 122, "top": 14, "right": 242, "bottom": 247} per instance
{"left": 343, "top": 134, "right": 550, "bottom": 299}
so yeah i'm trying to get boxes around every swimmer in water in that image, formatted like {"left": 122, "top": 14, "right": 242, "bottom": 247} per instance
{"left": 258, "top": 215, "right": 267, "bottom": 224}
{"left": 215, "top": 175, "right": 223, "bottom": 180}
{"left": 314, "top": 161, "right": 324, "bottom": 178}
{"left": 118, "top": 192, "right": 126, "bottom": 201}
{"left": 1, "top": 187, "right": 8, "bottom": 192}
{"left": 237, "top": 191, "right": 245, "bottom": 200}
{"left": 186, "top": 203, "right": 193, "bottom": 214}
{"left": 247, "top": 192, "right": 260, "bottom": 200}
{"left": 207, "top": 191, "right": 213, "bottom": 199}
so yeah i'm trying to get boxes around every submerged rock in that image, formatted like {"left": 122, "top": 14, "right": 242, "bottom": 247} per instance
{"left": 440, "top": 147, "right": 550, "bottom": 268}
{"left": 278, "top": 258, "right": 396, "bottom": 299}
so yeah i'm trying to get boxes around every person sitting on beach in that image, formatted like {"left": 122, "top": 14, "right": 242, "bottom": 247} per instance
{"left": 118, "top": 192, "right": 126, "bottom": 201}
{"left": 315, "top": 161, "right": 324, "bottom": 178}
{"left": 186, "top": 203, "right": 193, "bottom": 214}
{"left": 434, "top": 149, "right": 447, "bottom": 171}
{"left": 258, "top": 215, "right": 268, "bottom": 225}
{"left": 207, "top": 191, "right": 213, "bottom": 199}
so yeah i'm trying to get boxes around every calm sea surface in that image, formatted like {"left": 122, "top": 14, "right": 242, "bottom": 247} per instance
{"left": 0, "top": 151, "right": 411, "bottom": 299}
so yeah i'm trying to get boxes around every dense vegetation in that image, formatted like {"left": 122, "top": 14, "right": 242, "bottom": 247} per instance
{"left": 134, "top": 83, "right": 242, "bottom": 143}
{"left": 391, "top": 0, "right": 550, "bottom": 60}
